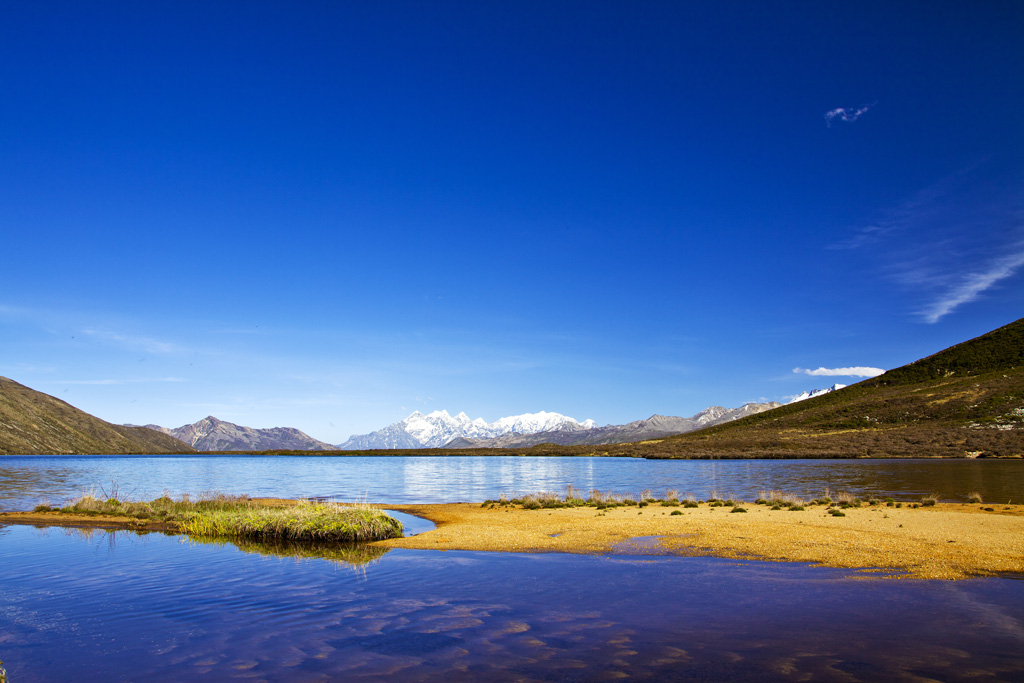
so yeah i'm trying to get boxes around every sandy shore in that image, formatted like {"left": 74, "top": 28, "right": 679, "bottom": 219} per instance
{"left": 378, "top": 502, "right": 1024, "bottom": 580}
{"left": 4, "top": 501, "right": 1022, "bottom": 580}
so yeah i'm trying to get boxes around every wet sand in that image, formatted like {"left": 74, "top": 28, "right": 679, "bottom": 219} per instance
{"left": 379, "top": 502, "right": 1024, "bottom": 580}
{"left": 4, "top": 501, "right": 1022, "bottom": 580}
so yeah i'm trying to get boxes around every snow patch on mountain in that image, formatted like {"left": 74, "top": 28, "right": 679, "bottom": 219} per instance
{"left": 339, "top": 410, "right": 596, "bottom": 449}
{"left": 787, "top": 383, "right": 847, "bottom": 404}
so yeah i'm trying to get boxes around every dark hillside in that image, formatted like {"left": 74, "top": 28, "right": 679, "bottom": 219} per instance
{"left": 0, "top": 376, "right": 195, "bottom": 455}
{"left": 603, "top": 318, "right": 1024, "bottom": 459}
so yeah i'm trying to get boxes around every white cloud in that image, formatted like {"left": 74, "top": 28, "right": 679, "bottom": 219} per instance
{"left": 919, "top": 249, "right": 1024, "bottom": 324}
{"left": 824, "top": 102, "right": 875, "bottom": 126}
{"left": 794, "top": 366, "right": 885, "bottom": 378}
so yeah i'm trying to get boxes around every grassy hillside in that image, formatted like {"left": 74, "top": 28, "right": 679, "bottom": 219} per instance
{"left": 0, "top": 376, "right": 195, "bottom": 455}
{"left": 601, "top": 318, "right": 1024, "bottom": 459}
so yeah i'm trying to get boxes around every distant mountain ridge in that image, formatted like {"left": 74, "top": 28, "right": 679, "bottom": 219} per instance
{"left": 145, "top": 416, "right": 335, "bottom": 451}
{"left": 787, "top": 383, "right": 846, "bottom": 404}
{"left": 339, "top": 410, "right": 597, "bottom": 450}
{"left": 0, "top": 376, "right": 195, "bottom": 455}
{"left": 443, "top": 401, "right": 782, "bottom": 448}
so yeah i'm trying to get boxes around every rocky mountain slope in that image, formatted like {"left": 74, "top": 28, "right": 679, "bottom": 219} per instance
{"left": 443, "top": 401, "right": 781, "bottom": 448}
{"left": 340, "top": 410, "right": 597, "bottom": 449}
{"left": 145, "top": 416, "right": 335, "bottom": 451}
{"left": 0, "top": 376, "right": 195, "bottom": 455}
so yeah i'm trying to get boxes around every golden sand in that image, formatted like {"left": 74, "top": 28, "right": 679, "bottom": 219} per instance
{"left": 378, "top": 502, "right": 1024, "bottom": 580}
{"left": 5, "top": 501, "right": 1022, "bottom": 580}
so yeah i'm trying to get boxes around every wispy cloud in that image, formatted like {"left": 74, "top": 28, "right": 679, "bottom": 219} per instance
{"left": 824, "top": 102, "right": 876, "bottom": 127}
{"left": 81, "top": 329, "right": 181, "bottom": 354}
{"left": 830, "top": 160, "right": 1024, "bottom": 322}
{"left": 794, "top": 366, "right": 885, "bottom": 378}
{"left": 53, "top": 377, "right": 187, "bottom": 385}
{"left": 918, "top": 248, "right": 1024, "bottom": 323}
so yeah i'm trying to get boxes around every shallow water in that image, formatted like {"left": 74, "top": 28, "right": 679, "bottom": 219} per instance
{"left": 0, "top": 525, "right": 1021, "bottom": 682}
{"left": 1, "top": 455, "right": 1021, "bottom": 512}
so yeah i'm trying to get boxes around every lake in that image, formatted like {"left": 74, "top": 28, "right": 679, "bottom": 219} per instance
{"left": 1, "top": 455, "right": 1022, "bottom": 681}
{"left": 2, "top": 455, "right": 1022, "bottom": 512}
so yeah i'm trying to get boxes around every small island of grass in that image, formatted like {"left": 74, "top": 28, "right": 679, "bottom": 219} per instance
{"left": 15, "top": 492, "right": 403, "bottom": 544}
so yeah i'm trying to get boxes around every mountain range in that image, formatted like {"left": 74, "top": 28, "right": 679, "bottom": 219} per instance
{"left": 443, "top": 402, "right": 781, "bottom": 448}
{"left": 143, "top": 416, "right": 336, "bottom": 452}
{"left": 3, "top": 317, "right": 1021, "bottom": 457}
{"left": 339, "top": 410, "right": 598, "bottom": 449}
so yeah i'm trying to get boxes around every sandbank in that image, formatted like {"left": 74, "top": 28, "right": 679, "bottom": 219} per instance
{"left": 379, "top": 502, "right": 1024, "bottom": 580}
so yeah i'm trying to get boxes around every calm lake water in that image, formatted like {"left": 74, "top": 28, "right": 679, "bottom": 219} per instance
{"left": 1, "top": 455, "right": 1022, "bottom": 512}
{"left": 1, "top": 456, "right": 1022, "bottom": 681}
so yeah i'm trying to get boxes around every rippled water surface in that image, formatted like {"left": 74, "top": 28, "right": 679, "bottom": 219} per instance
{"left": 1, "top": 525, "right": 1022, "bottom": 682}
{"left": 1, "top": 455, "right": 1022, "bottom": 512}
{"left": 2, "top": 456, "right": 1022, "bottom": 680}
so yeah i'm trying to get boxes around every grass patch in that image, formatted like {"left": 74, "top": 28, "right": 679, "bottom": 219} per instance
{"left": 58, "top": 491, "right": 402, "bottom": 543}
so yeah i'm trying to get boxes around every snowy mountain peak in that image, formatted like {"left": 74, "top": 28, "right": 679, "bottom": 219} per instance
{"left": 788, "top": 383, "right": 847, "bottom": 404}
{"left": 340, "top": 409, "right": 598, "bottom": 449}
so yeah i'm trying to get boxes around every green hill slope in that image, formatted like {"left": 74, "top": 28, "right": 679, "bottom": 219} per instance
{"left": 0, "top": 376, "right": 195, "bottom": 455}
{"left": 603, "top": 318, "right": 1024, "bottom": 459}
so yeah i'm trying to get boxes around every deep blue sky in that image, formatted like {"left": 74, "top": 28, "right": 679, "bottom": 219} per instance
{"left": 2, "top": 1, "right": 1022, "bottom": 442}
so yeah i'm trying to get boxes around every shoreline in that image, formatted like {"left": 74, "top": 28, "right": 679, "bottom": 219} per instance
{"left": 4, "top": 501, "right": 1022, "bottom": 580}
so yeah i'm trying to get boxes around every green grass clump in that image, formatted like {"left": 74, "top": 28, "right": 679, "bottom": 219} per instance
{"left": 829, "top": 509, "right": 846, "bottom": 517}
{"left": 179, "top": 502, "right": 401, "bottom": 543}
{"left": 730, "top": 506, "right": 747, "bottom": 513}
{"left": 671, "top": 510, "right": 683, "bottom": 516}
{"left": 59, "top": 491, "right": 402, "bottom": 543}
{"left": 920, "top": 495, "right": 938, "bottom": 507}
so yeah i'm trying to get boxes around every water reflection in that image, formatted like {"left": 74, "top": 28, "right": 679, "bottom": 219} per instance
{"left": 0, "top": 525, "right": 1021, "bottom": 682}
{"left": 1, "top": 455, "right": 1022, "bottom": 513}
{"left": 187, "top": 536, "right": 391, "bottom": 567}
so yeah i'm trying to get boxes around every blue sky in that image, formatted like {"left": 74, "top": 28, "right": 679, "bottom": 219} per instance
{"left": 2, "top": 1, "right": 1022, "bottom": 443}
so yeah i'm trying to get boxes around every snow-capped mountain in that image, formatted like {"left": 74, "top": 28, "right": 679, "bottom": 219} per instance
{"left": 338, "top": 410, "right": 597, "bottom": 450}
{"left": 443, "top": 401, "right": 782, "bottom": 448}
{"left": 787, "top": 383, "right": 847, "bottom": 404}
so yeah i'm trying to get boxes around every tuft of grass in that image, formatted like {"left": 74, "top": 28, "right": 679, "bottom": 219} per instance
{"left": 967, "top": 492, "right": 983, "bottom": 504}
{"left": 178, "top": 501, "right": 401, "bottom": 543}
{"left": 835, "top": 491, "right": 861, "bottom": 506}
{"left": 757, "top": 490, "right": 806, "bottom": 508}
{"left": 920, "top": 494, "right": 938, "bottom": 507}
{"left": 670, "top": 510, "right": 683, "bottom": 516}
{"left": 829, "top": 509, "right": 846, "bottom": 517}
{"left": 59, "top": 492, "right": 402, "bottom": 543}
{"left": 730, "top": 506, "right": 747, "bottom": 513}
